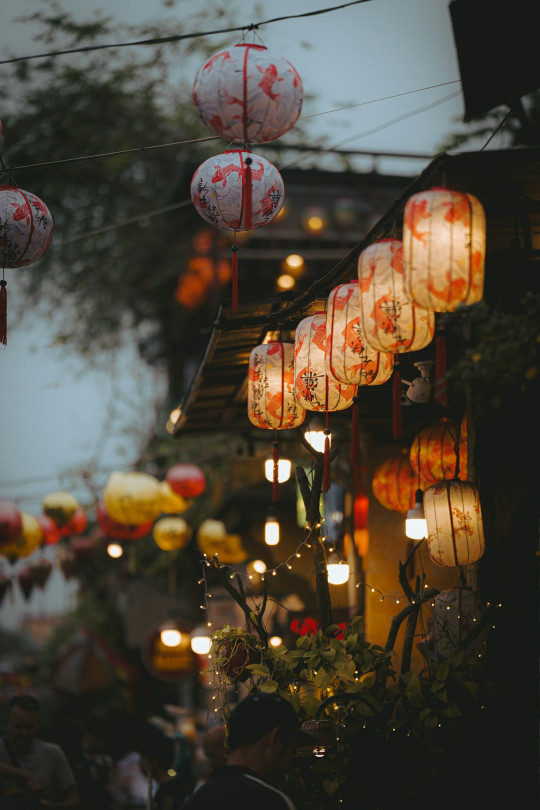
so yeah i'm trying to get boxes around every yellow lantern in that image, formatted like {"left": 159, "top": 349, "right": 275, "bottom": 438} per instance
{"left": 402, "top": 187, "right": 486, "bottom": 312}
{"left": 103, "top": 471, "right": 162, "bottom": 525}
{"left": 158, "top": 481, "right": 192, "bottom": 515}
{"left": 424, "top": 479, "right": 485, "bottom": 567}
{"left": 153, "top": 517, "right": 192, "bottom": 551}
{"left": 409, "top": 417, "right": 467, "bottom": 486}
{"left": 42, "top": 491, "right": 79, "bottom": 528}
{"left": 1, "top": 512, "right": 42, "bottom": 562}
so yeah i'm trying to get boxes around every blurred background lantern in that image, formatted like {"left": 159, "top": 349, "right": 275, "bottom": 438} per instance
{"left": 165, "top": 464, "right": 206, "bottom": 499}
{"left": 409, "top": 416, "right": 467, "bottom": 486}
{"left": 20, "top": 512, "right": 44, "bottom": 549}
{"left": 0, "top": 500, "right": 23, "bottom": 549}
{"left": 301, "top": 206, "right": 328, "bottom": 236}
{"left": 17, "top": 566, "right": 35, "bottom": 601}
{"left": 103, "top": 472, "right": 162, "bottom": 526}
{"left": 29, "top": 557, "right": 53, "bottom": 590}
{"left": 1, "top": 517, "right": 42, "bottom": 564}
{"left": 60, "top": 507, "right": 88, "bottom": 537}
{"left": 96, "top": 500, "right": 152, "bottom": 541}
{"left": 196, "top": 519, "right": 247, "bottom": 563}
{"left": 153, "top": 517, "right": 192, "bottom": 551}
{"left": 433, "top": 586, "right": 487, "bottom": 658}
{"left": 37, "top": 515, "right": 61, "bottom": 547}
{"left": 193, "top": 43, "right": 303, "bottom": 144}
{"left": 372, "top": 452, "right": 431, "bottom": 514}
{"left": 424, "top": 479, "right": 485, "bottom": 567}
{"left": 402, "top": 187, "right": 486, "bottom": 311}
{"left": 42, "top": 490, "right": 79, "bottom": 529}
{"left": 158, "top": 481, "right": 192, "bottom": 515}
{"left": 0, "top": 185, "right": 54, "bottom": 344}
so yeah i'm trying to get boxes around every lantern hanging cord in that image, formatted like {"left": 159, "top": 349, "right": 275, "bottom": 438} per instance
{"left": 0, "top": 1, "right": 372, "bottom": 65}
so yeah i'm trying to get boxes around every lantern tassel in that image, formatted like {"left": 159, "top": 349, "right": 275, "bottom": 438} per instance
{"left": 392, "top": 356, "right": 402, "bottom": 441}
{"left": 272, "top": 432, "right": 279, "bottom": 503}
{"left": 323, "top": 431, "right": 331, "bottom": 493}
{"left": 350, "top": 395, "right": 360, "bottom": 469}
{"left": 231, "top": 242, "right": 239, "bottom": 311}
{"left": 0, "top": 279, "right": 7, "bottom": 346}
{"left": 435, "top": 321, "right": 448, "bottom": 406}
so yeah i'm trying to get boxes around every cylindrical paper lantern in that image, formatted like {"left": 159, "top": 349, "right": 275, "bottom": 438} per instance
{"left": 433, "top": 586, "right": 486, "bottom": 658}
{"left": 409, "top": 417, "right": 467, "bottom": 486}
{"left": 0, "top": 186, "right": 54, "bottom": 268}
{"left": 294, "top": 313, "right": 356, "bottom": 412}
{"left": 248, "top": 342, "right": 305, "bottom": 429}
{"left": 191, "top": 149, "right": 284, "bottom": 232}
{"left": 357, "top": 239, "right": 435, "bottom": 353}
{"left": 165, "top": 465, "right": 206, "bottom": 499}
{"left": 42, "top": 491, "right": 79, "bottom": 529}
{"left": 193, "top": 43, "right": 303, "bottom": 144}
{"left": 326, "top": 281, "right": 394, "bottom": 386}
{"left": 153, "top": 517, "right": 192, "bottom": 551}
{"left": 403, "top": 187, "right": 486, "bottom": 311}
{"left": 103, "top": 472, "right": 162, "bottom": 526}
{"left": 424, "top": 479, "right": 485, "bottom": 567}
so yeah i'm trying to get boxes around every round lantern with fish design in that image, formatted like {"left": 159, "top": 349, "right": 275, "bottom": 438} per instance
{"left": 0, "top": 186, "right": 54, "bottom": 344}
{"left": 193, "top": 43, "right": 303, "bottom": 145}
{"left": 248, "top": 341, "right": 305, "bottom": 501}
{"left": 190, "top": 149, "right": 284, "bottom": 309}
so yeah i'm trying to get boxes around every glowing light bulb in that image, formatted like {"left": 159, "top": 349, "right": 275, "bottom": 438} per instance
{"left": 265, "top": 516, "right": 280, "bottom": 546}
{"left": 161, "top": 628, "right": 182, "bottom": 647}
{"left": 405, "top": 490, "right": 427, "bottom": 539}
{"left": 264, "top": 458, "right": 292, "bottom": 483}
{"left": 107, "top": 542, "right": 123, "bottom": 559}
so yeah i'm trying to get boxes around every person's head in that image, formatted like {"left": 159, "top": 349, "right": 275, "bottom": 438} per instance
{"left": 3, "top": 695, "right": 41, "bottom": 755}
{"left": 202, "top": 724, "right": 227, "bottom": 774}
{"left": 226, "top": 692, "right": 308, "bottom": 778}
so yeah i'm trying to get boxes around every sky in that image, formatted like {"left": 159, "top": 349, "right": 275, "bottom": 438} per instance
{"left": 0, "top": 0, "right": 474, "bottom": 629}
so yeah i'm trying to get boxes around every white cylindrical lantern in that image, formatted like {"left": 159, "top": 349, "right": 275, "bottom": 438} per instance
{"left": 248, "top": 342, "right": 305, "bottom": 429}
{"left": 357, "top": 239, "right": 435, "bottom": 354}
{"left": 433, "top": 587, "right": 486, "bottom": 658}
{"left": 294, "top": 313, "right": 356, "bottom": 412}
{"left": 190, "top": 149, "right": 284, "bottom": 232}
{"left": 402, "top": 187, "right": 486, "bottom": 311}
{"left": 193, "top": 43, "right": 303, "bottom": 144}
{"left": 326, "top": 281, "right": 394, "bottom": 386}
{"left": 424, "top": 480, "right": 485, "bottom": 567}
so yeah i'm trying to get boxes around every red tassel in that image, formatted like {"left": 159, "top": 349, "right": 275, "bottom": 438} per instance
{"left": 392, "top": 357, "right": 402, "bottom": 441}
{"left": 0, "top": 280, "right": 7, "bottom": 346}
{"left": 231, "top": 243, "right": 239, "bottom": 310}
{"left": 244, "top": 155, "right": 253, "bottom": 231}
{"left": 272, "top": 433, "right": 279, "bottom": 503}
{"left": 435, "top": 324, "right": 448, "bottom": 406}
{"left": 350, "top": 396, "right": 360, "bottom": 468}
{"left": 323, "top": 433, "right": 331, "bottom": 493}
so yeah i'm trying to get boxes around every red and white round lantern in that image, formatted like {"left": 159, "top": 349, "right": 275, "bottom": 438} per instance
{"left": 193, "top": 43, "right": 303, "bottom": 144}
{"left": 0, "top": 186, "right": 54, "bottom": 268}
{"left": 248, "top": 342, "right": 305, "bottom": 429}
{"left": 190, "top": 149, "right": 284, "bottom": 232}
{"left": 294, "top": 313, "right": 356, "bottom": 412}
{"left": 325, "top": 281, "right": 394, "bottom": 386}
{"left": 402, "top": 187, "right": 486, "bottom": 311}
{"left": 424, "top": 479, "right": 485, "bottom": 567}
{"left": 357, "top": 239, "right": 435, "bottom": 353}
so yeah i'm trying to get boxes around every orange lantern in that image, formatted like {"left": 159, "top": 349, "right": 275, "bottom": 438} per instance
{"left": 60, "top": 507, "right": 88, "bottom": 537}
{"left": 153, "top": 517, "right": 192, "bottom": 551}
{"left": 402, "top": 187, "right": 486, "bottom": 312}
{"left": 372, "top": 452, "right": 431, "bottom": 514}
{"left": 409, "top": 416, "right": 467, "bottom": 486}
{"left": 424, "top": 479, "right": 485, "bottom": 567}
{"left": 37, "top": 515, "right": 61, "bottom": 547}
{"left": 103, "top": 472, "right": 162, "bottom": 526}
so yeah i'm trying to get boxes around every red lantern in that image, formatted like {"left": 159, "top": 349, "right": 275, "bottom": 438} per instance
{"left": 96, "top": 500, "right": 152, "bottom": 541}
{"left": 37, "top": 515, "right": 61, "bottom": 547}
{"left": 0, "top": 500, "right": 23, "bottom": 548}
{"left": 0, "top": 186, "right": 54, "bottom": 344}
{"left": 60, "top": 507, "right": 88, "bottom": 537}
{"left": 190, "top": 149, "right": 284, "bottom": 308}
{"left": 193, "top": 43, "right": 303, "bottom": 144}
{"left": 403, "top": 187, "right": 486, "bottom": 312}
{"left": 165, "top": 465, "right": 206, "bottom": 499}
{"left": 409, "top": 416, "right": 467, "bottom": 486}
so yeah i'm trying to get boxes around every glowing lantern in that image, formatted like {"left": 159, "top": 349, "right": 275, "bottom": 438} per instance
{"left": 60, "top": 507, "right": 88, "bottom": 537}
{"left": 153, "top": 517, "right": 192, "bottom": 551}
{"left": 190, "top": 149, "right": 284, "bottom": 308}
{"left": 103, "top": 472, "right": 162, "bottom": 526}
{"left": 409, "top": 416, "right": 467, "bottom": 486}
{"left": 42, "top": 491, "right": 79, "bottom": 529}
{"left": 158, "top": 481, "right": 192, "bottom": 515}
{"left": 402, "top": 187, "right": 486, "bottom": 312}
{"left": 165, "top": 464, "right": 206, "bottom": 499}
{"left": 0, "top": 500, "right": 23, "bottom": 548}
{"left": 30, "top": 557, "right": 53, "bottom": 589}
{"left": 193, "top": 43, "right": 303, "bottom": 144}
{"left": 326, "top": 281, "right": 394, "bottom": 387}
{"left": 37, "top": 515, "right": 61, "bottom": 547}
{"left": 196, "top": 519, "right": 247, "bottom": 563}
{"left": 372, "top": 453, "right": 431, "bottom": 514}
{"left": 433, "top": 587, "right": 486, "bottom": 658}
{"left": 96, "top": 500, "right": 152, "bottom": 541}
{"left": 0, "top": 186, "right": 54, "bottom": 344}
{"left": 424, "top": 479, "right": 485, "bottom": 567}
